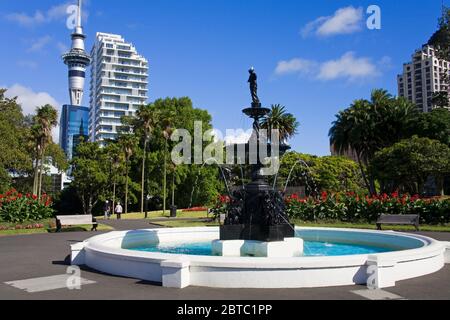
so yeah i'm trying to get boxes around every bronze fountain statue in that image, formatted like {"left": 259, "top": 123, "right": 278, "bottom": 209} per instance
{"left": 220, "top": 69, "right": 294, "bottom": 242}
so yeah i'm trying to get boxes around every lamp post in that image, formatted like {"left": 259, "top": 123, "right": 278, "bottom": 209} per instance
{"left": 145, "top": 194, "right": 152, "bottom": 219}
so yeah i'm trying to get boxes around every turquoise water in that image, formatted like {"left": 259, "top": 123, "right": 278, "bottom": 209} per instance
{"left": 130, "top": 240, "right": 392, "bottom": 257}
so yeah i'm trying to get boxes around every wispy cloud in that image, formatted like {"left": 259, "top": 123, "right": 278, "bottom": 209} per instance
{"left": 275, "top": 52, "right": 381, "bottom": 82}
{"left": 56, "top": 42, "right": 69, "bottom": 54}
{"left": 3, "top": 84, "right": 60, "bottom": 142}
{"left": 27, "top": 36, "right": 52, "bottom": 52}
{"left": 5, "top": 1, "right": 88, "bottom": 28}
{"left": 301, "top": 6, "right": 364, "bottom": 38}
{"left": 275, "top": 58, "right": 317, "bottom": 76}
{"left": 17, "top": 60, "right": 39, "bottom": 69}
{"left": 318, "top": 52, "right": 378, "bottom": 80}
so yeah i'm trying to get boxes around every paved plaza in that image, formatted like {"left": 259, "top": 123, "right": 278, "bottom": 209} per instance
{"left": 0, "top": 220, "right": 449, "bottom": 300}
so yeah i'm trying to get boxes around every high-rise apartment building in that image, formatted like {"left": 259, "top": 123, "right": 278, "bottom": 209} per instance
{"left": 397, "top": 45, "right": 449, "bottom": 112}
{"left": 89, "top": 33, "right": 149, "bottom": 144}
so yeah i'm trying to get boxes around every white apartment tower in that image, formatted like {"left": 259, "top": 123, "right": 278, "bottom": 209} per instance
{"left": 89, "top": 33, "right": 149, "bottom": 143}
{"left": 397, "top": 45, "right": 449, "bottom": 112}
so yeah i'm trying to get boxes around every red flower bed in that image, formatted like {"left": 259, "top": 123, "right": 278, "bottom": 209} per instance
{"left": 182, "top": 207, "right": 209, "bottom": 212}
{"left": 0, "top": 189, "right": 54, "bottom": 223}
{"left": 285, "top": 192, "right": 450, "bottom": 224}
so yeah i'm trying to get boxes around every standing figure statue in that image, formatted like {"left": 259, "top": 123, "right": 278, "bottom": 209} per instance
{"left": 248, "top": 67, "right": 260, "bottom": 105}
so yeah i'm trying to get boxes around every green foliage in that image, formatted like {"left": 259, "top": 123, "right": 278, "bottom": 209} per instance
{"left": 370, "top": 136, "right": 450, "bottom": 194}
{"left": 259, "top": 104, "right": 299, "bottom": 142}
{"left": 286, "top": 192, "right": 450, "bottom": 225}
{"left": 410, "top": 108, "right": 450, "bottom": 146}
{"left": 71, "top": 141, "right": 109, "bottom": 215}
{"left": 0, "top": 189, "right": 54, "bottom": 223}
{"left": 277, "top": 152, "right": 365, "bottom": 195}
{"left": 0, "top": 89, "right": 32, "bottom": 192}
{"left": 428, "top": 6, "right": 450, "bottom": 62}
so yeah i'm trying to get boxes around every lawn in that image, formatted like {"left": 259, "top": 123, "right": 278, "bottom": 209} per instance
{"left": 98, "top": 210, "right": 210, "bottom": 220}
{"left": 0, "top": 218, "right": 113, "bottom": 237}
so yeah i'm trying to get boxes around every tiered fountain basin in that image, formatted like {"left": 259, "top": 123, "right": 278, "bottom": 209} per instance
{"left": 71, "top": 227, "right": 449, "bottom": 289}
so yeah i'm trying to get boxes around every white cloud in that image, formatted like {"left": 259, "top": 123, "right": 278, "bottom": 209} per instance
{"left": 4, "top": 84, "right": 60, "bottom": 142}
{"left": 5, "top": 1, "right": 88, "bottom": 28}
{"left": 225, "top": 129, "right": 253, "bottom": 145}
{"left": 275, "top": 58, "right": 316, "bottom": 76}
{"left": 301, "top": 6, "right": 364, "bottom": 37}
{"left": 17, "top": 60, "right": 38, "bottom": 69}
{"left": 28, "top": 36, "right": 52, "bottom": 52}
{"left": 56, "top": 42, "right": 69, "bottom": 54}
{"left": 318, "top": 52, "right": 378, "bottom": 80}
{"left": 275, "top": 52, "right": 380, "bottom": 81}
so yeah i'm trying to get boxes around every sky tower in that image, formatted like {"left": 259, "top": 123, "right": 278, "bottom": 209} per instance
{"left": 62, "top": 0, "right": 91, "bottom": 106}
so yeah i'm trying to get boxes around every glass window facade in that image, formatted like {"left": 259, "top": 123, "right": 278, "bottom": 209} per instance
{"left": 59, "top": 105, "right": 90, "bottom": 161}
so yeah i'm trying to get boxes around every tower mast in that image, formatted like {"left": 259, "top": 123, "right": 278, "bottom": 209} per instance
{"left": 62, "top": 0, "right": 91, "bottom": 106}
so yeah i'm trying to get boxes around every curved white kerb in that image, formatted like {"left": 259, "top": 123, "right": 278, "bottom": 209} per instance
{"left": 71, "top": 227, "right": 446, "bottom": 289}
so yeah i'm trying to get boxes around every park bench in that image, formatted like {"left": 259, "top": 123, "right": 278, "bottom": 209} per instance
{"left": 56, "top": 215, "right": 98, "bottom": 232}
{"left": 376, "top": 214, "right": 420, "bottom": 231}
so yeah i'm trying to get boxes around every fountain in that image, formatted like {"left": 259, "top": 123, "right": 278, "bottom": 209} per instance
{"left": 70, "top": 69, "right": 449, "bottom": 289}
{"left": 221, "top": 70, "right": 293, "bottom": 238}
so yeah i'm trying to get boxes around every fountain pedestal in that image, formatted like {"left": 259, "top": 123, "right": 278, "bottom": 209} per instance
{"left": 220, "top": 101, "right": 295, "bottom": 243}
{"left": 212, "top": 238, "right": 303, "bottom": 258}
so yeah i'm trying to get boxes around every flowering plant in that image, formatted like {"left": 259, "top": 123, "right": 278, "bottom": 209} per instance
{"left": 285, "top": 192, "right": 450, "bottom": 224}
{"left": 0, "top": 189, "right": 55, "bottom": 223}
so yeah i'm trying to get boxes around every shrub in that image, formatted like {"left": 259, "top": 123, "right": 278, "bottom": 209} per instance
{"left": 0, "top": 189, "right": 55, "bottom": 223}
{"left": 285, "top": 192, "right": 450, "bottom": 225}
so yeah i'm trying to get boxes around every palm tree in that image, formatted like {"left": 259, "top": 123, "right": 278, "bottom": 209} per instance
{"left": 160, "top": 110, "right": 176, "bottom": 216}
{"left": 259, "top": 104, "right": 299, "bottom": 143}
{"left": 329, "top": 89, "right": 417, "bottom": 195}
{"left": 117, "top": 134, "right": 137, "bottom": 215}
{"left": 31, "top": 105, "right": 58, "bottom": 198}
{"left": 134, "top": 104, "right": 160, "bottom": 214}
{"left": 329, "top": 99, "right": 374, "bottom": 194}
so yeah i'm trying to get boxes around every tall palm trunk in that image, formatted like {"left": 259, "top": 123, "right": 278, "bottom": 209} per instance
{"left": 171, "top": 170, "right": 175, "bottom": 207}
{"left": 38, "top": 146, "right": 46, "bottom": 199}
{"left": 125, "top": 157, "right": 129, "bottom": 215}
{"left": 163, "top": 139, "right": 167, "bottom": 215}
{"left": 32, "top": 145, "right": 40, "bottom": 195}
{"left": 141, "top": 139, "right": 148, "bottom": 214}
{"left": 356, "top": 153, "right": 374, "bottom": 196}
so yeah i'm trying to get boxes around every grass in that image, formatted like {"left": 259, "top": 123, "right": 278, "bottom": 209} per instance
{"left": 0, "top": 218, "right": 113, "bottom": 237}
{"left": 98, "top": 210, "right": 210, "bottom": 221}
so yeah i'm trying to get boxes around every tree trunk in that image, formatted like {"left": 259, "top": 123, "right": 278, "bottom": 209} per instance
{"left": 38, "top": 146, "right": 46, "bottom": 200}
{"left": 172, "top": 170, "right": 175, "bottom": 207}
{"left": 163, "top": 139, "right": 167, "bottom": 216}
{"left": 125, "top": 158, "right": 129, "bottom": 215}
{"left": 356, "top": 154, "right": 373, "bottom": 195}
{"left": 87, "top": 196, "right": 93, "bottom": 216}
{"left": 32, "top": 146, "right": 40, "bottom": 195}
{"left": 112, "top": 181, "right": 116, "bottom": 219}
{"left": 141, "top": 139, "right": 148, "bottom": 214}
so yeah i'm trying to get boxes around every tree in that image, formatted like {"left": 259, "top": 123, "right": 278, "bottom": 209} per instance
{"left": 0, "top": 89, "right": 31, "bottom": 192}
{"left": 117, "top": 134, "right": 138, "bottom": 214}
{"left": 260, "top": 104, "right": 299, "bottom": 142}
{"left": 371, "top": 136, "right": 450, "bottom": 195}
{"left": 134, "top": 104, "right": 161, "bottom": 214}
{"left": 410, "top": 108, "right": 450, "bottom": 146}
{"left": 160, "top": 109, "right": 176, "bottom": 215}
{"left": 329, "top": 89, "right": 417, "bottom": 194}
{"left": 431, "top": 91, "right": 449, "bottom": 109}
{"left": 428, "top": 6, "right": 450, "bottom": 62}
{"left": 71, "top": 142, "right": 109, "bottom": 215}
{"left": 276, "top": 152, "right": 365, "bottom": 195}
{"left": 31, "top": 105, "right": 58, "bottom": 199}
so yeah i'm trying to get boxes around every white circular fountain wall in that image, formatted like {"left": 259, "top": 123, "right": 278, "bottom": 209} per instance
{"left": 70, "top": 227, "right": 448, "bottom": 289}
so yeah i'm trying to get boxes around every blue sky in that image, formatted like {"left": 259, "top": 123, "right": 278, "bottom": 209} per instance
{"left": 0, "top": 0, "right": 445, "bottom": 155}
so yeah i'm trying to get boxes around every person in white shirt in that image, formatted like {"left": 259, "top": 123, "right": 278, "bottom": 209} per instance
{"left": 115, "top": 202, "right": 123, "bottom": 220}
